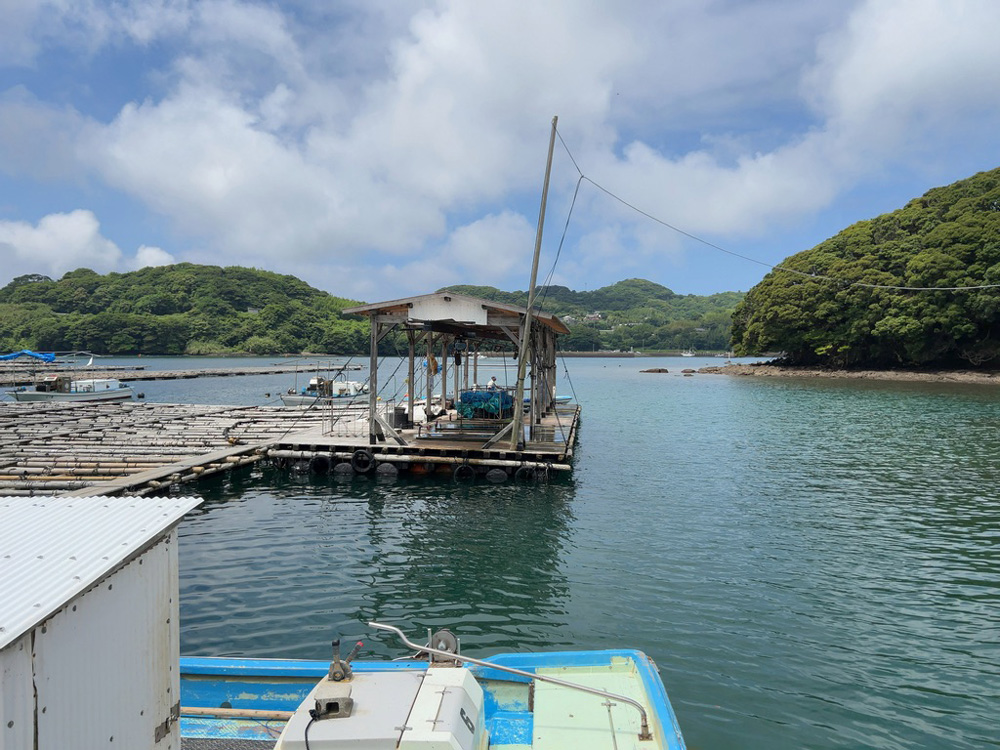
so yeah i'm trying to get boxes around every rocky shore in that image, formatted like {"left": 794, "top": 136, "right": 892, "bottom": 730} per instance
{"left": 698, "top": 363, "right": 1000, "bottom": 385}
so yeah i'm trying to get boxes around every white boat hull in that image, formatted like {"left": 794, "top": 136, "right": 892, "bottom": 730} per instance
{"left": 8, "top": 387, "right": 134, "bottom": 402}
{"left": 280, "top": 394, "right": 364, "bottom": 407}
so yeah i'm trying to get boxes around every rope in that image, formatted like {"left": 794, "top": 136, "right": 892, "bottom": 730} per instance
{"left": 538, "top": 174, "right": 584, "bottom": 309}
{"left": 554, "top": 127, "right": 1000, "bottom": 293}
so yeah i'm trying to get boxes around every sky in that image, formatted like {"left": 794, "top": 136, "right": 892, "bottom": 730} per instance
{"left": 1, "top": 0, "right": 999, "bottom": 302}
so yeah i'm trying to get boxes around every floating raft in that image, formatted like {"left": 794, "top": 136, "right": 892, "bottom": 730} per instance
{"left": 0, "top": 362, "right": 361, "bottom": 387}
{"left": 0, "top": 399, "right": 579, "bottom": 495}
{"left": 270, "top": 400, "right": 579, "bottom": 480}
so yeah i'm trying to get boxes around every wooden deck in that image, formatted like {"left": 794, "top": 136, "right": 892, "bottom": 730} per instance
{"left": 0, "top": 399, "right": 579, "bottom": 496}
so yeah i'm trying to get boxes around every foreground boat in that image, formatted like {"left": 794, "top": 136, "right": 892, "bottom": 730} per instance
{"left": 180, "top": 622, "right": 686, "bottom": 749}
{"left": 5, "top": 374, "right": 134, "bottom": 402}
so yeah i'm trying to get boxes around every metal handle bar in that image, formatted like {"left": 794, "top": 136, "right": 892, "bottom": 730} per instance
{"left": 368, "top": 621, "right": 652, "bottom": 741}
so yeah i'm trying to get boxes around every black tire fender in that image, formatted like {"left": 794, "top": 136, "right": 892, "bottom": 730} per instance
{"left": 453, "top": 463, "right": 476, "bottom": 482}
{"left": 351, "top": 448, "right": 375, "bottom": 473}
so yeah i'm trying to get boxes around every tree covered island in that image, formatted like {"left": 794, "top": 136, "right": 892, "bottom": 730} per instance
{"left": 732, "top": 167, "right": 1000, "bottom": 369}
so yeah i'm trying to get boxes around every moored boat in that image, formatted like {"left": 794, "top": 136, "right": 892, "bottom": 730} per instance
{"left": 5, "top": 374, "right": 134, "bottom": 402}
{"left": 179, "top": 621, "right": 686, "bottom": 749}
{"left": 281, "top": 375, "right": 369, "bottom": 406}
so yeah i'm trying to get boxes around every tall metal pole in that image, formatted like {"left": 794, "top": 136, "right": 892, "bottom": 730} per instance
{"left": 510, "top": 115, "right": 558, "bottom": 450}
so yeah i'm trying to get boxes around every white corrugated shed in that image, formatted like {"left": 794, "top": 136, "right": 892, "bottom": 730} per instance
{"left": 0, "top": 495, "right": 201, "bottom": 649}
{"left": 0, "top": 495, "right": 202, "bottom": 750}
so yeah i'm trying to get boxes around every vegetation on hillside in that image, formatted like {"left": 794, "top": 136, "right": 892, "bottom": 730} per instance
{"left": 0, "top": 264, "right": 367, "bottom": 355}
{"left": 0, "top": 269, "right": 745, "bottom": 356}
{"left": 442, "top": 279, "right": 744, "bottom": 352}
{"left": 731, "top": 167, "right": 1000, "bottom": 368}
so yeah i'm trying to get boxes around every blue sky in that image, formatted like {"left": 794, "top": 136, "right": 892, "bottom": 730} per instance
{"left": 1, "top": 0, "right": 999, "bottom": 302}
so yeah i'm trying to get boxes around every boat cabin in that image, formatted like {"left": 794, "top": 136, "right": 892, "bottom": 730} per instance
{"left": 34, "top": 374, "right": 125, "bottom": 393}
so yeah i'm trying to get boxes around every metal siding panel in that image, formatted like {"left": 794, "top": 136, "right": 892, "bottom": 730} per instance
{"left": 0, "top": 634, "right": 33, "bottom": 750}
{"left": 410, "top": 298, "right": 487, "bottom": 325}
{"left": 33, "top": 535, "right": 178, "bottom": 750}
{"left": 0, "top": 496, "right": 200, "bottom": 650}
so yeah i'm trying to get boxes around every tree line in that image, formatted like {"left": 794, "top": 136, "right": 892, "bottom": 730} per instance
{"left": 0, "top": 265, "right": 368, "bottom": 355}
{"left": 0, "top": 267, "right": 746, "bottom": 356}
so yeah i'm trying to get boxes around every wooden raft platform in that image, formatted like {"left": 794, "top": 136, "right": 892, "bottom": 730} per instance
{"left": 0, "top": 400, "right": 579, "bottom": 496}
{"left": 270, "top": 401, "right": 580, "bottom": 480}
{"left": 0, "top": 362, "right": 362, "bottom": 386}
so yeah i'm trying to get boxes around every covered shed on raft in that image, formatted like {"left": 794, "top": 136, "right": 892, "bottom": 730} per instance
{"left": 343, "top": 291, "right": 570, "bottom": 450}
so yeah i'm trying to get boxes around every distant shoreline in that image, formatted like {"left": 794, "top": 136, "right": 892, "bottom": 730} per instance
{"left": 699, "top": 363, "right": 1000, "bottom": 385}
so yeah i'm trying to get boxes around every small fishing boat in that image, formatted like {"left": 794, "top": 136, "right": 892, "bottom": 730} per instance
{"left": 179, "top": 621, "right": 687, "bottom": 749}
{"left": 680, "top": 350, "right": 695, "bottom": 358}
{"left": 5, "top": 374, "right": 134, "bottom": 402}
{"left": 281, "top": 375, "right": 369, "bottom": 406}
{"left": 524, "top": 394, "right": 573, "bottom": 405}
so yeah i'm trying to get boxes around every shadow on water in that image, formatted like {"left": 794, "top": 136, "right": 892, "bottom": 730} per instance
{"left": 178, "top": 467, "right": 576, "bottom": 660}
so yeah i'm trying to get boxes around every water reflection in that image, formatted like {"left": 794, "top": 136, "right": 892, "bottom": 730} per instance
{"left": 178, "top": 468, "right": 575, "bottom": 660}
{"left": 172, "top": 360, "right": 1000, "bottom": 749}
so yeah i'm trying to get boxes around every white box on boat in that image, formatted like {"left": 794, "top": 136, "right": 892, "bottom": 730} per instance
{"left": 399, "top": 666, "right": 487, "bottom": 750}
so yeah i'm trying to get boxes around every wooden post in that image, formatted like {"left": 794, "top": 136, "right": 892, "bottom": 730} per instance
{"left": 454, "top": 340, "right": 461, "bottom": 410}
{"left": 407, "top": 330, "right": 415, "bottom": 426}
{"left": 425, "top": 335, "right": 433, "bottom": 419}
{"left": 368, "top": 314, "right": 379, "bottom": 445}
{"left": 463, "top": 343, "right": 470, "bottom": 392}
{"left": 440, "top": 336, "right": 448, "bottom": 408}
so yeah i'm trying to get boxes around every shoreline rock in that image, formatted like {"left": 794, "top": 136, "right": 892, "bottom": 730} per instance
{"left": 698, "top": 364, "right": 1000, "bottom": 385}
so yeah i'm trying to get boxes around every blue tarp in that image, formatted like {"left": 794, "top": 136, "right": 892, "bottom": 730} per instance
{"left": 0, "top": 350, "right": 56, "bottom": 362}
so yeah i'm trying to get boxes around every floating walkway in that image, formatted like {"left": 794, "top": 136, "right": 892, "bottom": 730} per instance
{"left": 0, "top": 398, "right": 579, "bottom": 496}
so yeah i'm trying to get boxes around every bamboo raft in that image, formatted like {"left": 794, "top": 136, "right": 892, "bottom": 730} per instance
{"left": 0, "top": 399, "right": 578, "bottom": 496}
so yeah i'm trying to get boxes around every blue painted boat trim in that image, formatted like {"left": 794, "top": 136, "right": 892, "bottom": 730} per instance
{"left": 180, "top": 650, "right": 685, "bottom": 749}
{"left": 180, "top": 655, "right": 428, "bottom": 676}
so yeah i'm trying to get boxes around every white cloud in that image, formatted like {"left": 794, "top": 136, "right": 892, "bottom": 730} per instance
{"left": 0, "top": 87, "right": 88, "bottom": 180}
{"left": 805, "top": 0, "right": 1000, "bottom": 157}
{"left": 439, "top": 212, "right": 535, "bottom": 279}
{"left": 0, "top": 210, "right": 122, "bottom": 279}
{"left": 2, "top": 0, "right": 1000, "bottom": 297}
{"left": 129, "top": 244, "right": 176, "bottom": 270}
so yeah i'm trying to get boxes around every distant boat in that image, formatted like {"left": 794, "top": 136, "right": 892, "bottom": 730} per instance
{"left": 179, "top": 621, "right": 687, "bottom": 749}
{"left": 6, "top": 374, "right": 133, "bottom": 402}
{"left": 280, "top": 375, "right": 369, "bottom": 406}
{"left": 524, "top": 394, "right": 573, "bottom": 405}
{"left": 681, "top": 350, "right": 695, "bottom": 357}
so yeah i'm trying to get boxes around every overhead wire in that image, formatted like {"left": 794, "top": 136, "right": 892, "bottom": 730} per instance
{"left": 553, "top": 126, "right": 1000, "bottom": 293}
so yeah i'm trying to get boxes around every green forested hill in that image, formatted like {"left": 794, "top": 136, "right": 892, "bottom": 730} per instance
{"left": 442, "top": 279, "right": 744, "bottom": 351}
{"left": 731, "top": 167, "right": 1000, "bottom": 367}
{"left": 0, "top": 266, "right": 746, "bottom": 355}
{"left": 0, "top": 264, "right": 368, "bottom": 355}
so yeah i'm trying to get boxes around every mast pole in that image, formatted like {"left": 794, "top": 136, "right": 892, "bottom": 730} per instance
{"left": 510, "top": 115, "right": 558, "bottom": 450}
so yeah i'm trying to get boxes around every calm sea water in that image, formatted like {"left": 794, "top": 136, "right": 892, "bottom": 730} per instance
{"left": 117, "top": 356, "right": 999, "bottom": 749}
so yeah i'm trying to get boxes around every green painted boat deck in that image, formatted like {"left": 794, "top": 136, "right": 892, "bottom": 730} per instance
{"left": 532, "top": 660, "right": 657, "bottom": 750}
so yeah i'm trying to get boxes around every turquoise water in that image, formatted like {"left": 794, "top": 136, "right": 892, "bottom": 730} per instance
{"left": 155, "top": 356, "right": 998, "bottom": 749}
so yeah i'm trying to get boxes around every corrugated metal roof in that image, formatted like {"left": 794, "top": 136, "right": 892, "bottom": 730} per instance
{"left": 0, "top": 495, "right": 202, "bottom": 650}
